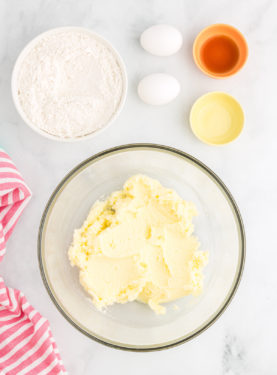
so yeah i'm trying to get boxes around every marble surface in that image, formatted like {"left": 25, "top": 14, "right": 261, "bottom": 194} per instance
{"left": 0, "top": 0, "right": 276, "bottom": 373}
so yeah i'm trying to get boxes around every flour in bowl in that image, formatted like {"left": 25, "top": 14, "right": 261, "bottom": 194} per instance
{"left": 16, "top": 29, "right": 125, "bottom": 138}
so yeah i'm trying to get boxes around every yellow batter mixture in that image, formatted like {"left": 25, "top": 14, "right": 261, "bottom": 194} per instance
{"left": 68, "top": 175, "right": 208, "bottom": 314}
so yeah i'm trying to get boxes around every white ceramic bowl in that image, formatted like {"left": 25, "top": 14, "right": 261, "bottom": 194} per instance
{"left": 38, "top": 144, "right": 245, "bottom": 351}
{"left": 11, "top": 27, "right": 128, "bottom": 142}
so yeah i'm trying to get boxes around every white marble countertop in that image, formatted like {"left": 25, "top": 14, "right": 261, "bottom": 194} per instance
{"left": 1, "top": 0, "right": 276, "bottom": 373}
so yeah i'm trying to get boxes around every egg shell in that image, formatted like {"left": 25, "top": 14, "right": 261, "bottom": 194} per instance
{"left": 140, "top": 24, "right": 183, "bottom": 57}
{"left": 137, "top": 73, "right": 180, "bottom": 106}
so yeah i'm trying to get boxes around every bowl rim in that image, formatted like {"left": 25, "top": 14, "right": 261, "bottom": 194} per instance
{"left": 11, "top": 26, "right": 128, "bottom": 142}
{"left": 38, "top": 143, "right": 245, "bottom": 351}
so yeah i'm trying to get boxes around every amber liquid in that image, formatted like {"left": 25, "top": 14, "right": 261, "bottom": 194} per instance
{"left": 200, "top": 35, "right": 239, "bottom": 74}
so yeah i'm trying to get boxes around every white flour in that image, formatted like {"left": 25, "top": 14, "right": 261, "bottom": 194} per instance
{"left": 17, "top": 29, "right": 124, "bottom": 138}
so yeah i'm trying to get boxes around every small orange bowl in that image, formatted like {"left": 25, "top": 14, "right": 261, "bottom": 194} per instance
{"left": 193, "top": 24, "right": 248, "bottom": 78}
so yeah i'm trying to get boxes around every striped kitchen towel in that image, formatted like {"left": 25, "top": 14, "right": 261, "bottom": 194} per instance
{"left": 0, "top": 149, "right": 32, "bottom": 261}
{"left": 0, "top": 148, "right": 66, "bottom": 374}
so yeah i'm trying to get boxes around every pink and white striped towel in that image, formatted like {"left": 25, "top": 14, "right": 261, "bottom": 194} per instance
{"left": 0, "top": 148, "right": 66, "bottom": 374}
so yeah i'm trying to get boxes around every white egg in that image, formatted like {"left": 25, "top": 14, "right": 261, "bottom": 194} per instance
{"left": 137, "top": 73, "right": 180, "bottom": 106}
{"left": 140, "top": 24, "right": 183, "bottom": 56}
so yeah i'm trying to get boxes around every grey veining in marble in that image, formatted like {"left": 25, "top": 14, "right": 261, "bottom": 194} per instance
{"left": 222, "top": 334, "right": 246, "bottom": 374}
{"left": 1, "top": 0, "right": 277, "bottom": 374}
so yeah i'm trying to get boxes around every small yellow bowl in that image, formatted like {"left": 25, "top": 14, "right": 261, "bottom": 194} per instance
{"left": 190, "top": 92, "right": 244, "bottom": 145}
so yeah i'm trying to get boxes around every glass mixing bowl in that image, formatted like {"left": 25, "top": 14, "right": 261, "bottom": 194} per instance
{"left": 38, "top": 144, "right": 245, "bottom": 351}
